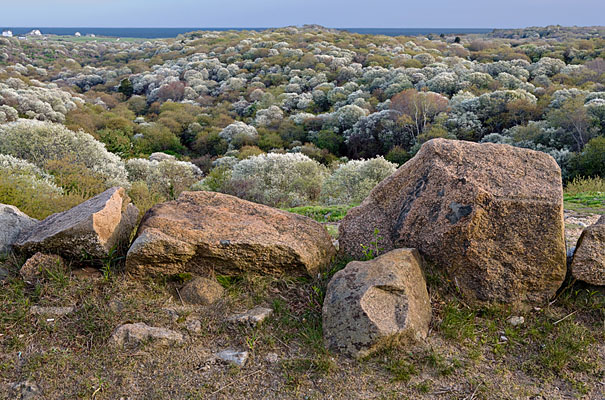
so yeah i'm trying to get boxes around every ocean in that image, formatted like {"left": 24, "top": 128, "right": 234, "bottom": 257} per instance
{"left": 1, "top": 27, "right": 493, "bottom": 39}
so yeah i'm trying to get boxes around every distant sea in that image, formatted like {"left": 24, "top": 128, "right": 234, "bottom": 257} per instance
{"left": 2, "top": 27, "right": 493, "bottom": 39}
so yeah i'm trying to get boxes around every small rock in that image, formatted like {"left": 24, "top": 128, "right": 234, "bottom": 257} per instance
{"left": 217, "top": 349, "right": 249, "bottom": 367}
{"left": 179, "top": 276, "right": 224, "bottom": 305}
{"left": 0, "top": 267, "right": 9, "bottom": 282}
{"left": 186, "top": 319, "right": 202, "bottom": 334}
{"left": 500, "top": 335, "right": 509, "bottom": 342}
{"left": 162, "top": 308, "right": 180, "bottom": 323}
{"left": 10, "top": 380, "right": 41, "bottom": 400}
{"left": 228, "top": 307, "right": 273, "bottom": 327}
{"left": 507, "top": 316, "right": 525, "bottom": 326}
{"left": 20, "top": 253, "right": 64, "bottom": 283}
{"left": 265, "top": 352, "right": 279, "bottom": 363}
{"left": 30, "top": 306, "right": 74, "bottom": 316}
{"left": 109, "top": 322, "right": 184, "bottom": 347}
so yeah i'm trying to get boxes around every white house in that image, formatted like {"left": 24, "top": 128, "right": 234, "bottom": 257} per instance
{"left": 1, "top": 30, "right": 12, "bottom": 37}
{"left": 75, "top": 32, "right": 81, "bottom": 37}
{"left": 27, "top": 29, "right": 42, "bottom": 36}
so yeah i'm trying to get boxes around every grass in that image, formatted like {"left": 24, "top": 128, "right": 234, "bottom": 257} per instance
{"left": 1, "top": 248, "right": 604, "bottom": 398}
{"left": 563, "top": 176, "right": 605, "bottom": 213}
{"left": 284, "top": 205, "right": 355, "bottom": 222}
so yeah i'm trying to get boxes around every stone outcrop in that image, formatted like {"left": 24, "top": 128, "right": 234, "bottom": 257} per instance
{"left": 571, "top": 216, "right": 605, "bottom": 285}
{"left": 15, "top": 187, "right": 138, "bottom": 262}
{"left": 109, "top": 322, "right": 184, "bottom": 347}
{"left": 339, "top": 139, "right": 566, "bottom": 307}
{"left": 126, "top": 191, "right": 336, "bottom": 277}
{"left": 322, "top": 248, "right": 431, "bottom": 358}
{"left": 0, "top": 204, "right": 37, "bottom": 254}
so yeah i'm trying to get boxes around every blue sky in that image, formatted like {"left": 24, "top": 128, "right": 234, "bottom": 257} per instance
{"left": 1, "top": 0, "right": 604, "bottom": 28}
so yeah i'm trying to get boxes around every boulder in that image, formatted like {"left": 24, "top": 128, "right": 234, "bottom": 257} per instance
{"left": 126, "top": 191, "right": 336, "bottom": 277}
{"left": 570, "top": 216, "right": 605, "bottom": 285}
{"left": 0, "top": 204, "right": 37, "bottom": 254}
{"left": 109, "top": 322, "right": 184, "bottom": 347}
{"left": 322, "top": 248, "right": 431, "bottom": 358}
{"left": 339, "top": 139, "right": 566, "bottom": 307}
{"left": 20, "top": 253, "right": 65, "bottom": 283}
{"left": 15, "top": 187, "right": 138, "bottom": 262}
{"left": 179, "top": 276, "right": 224, "bottom": 305}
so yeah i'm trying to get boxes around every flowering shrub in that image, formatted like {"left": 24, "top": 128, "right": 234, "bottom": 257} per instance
{"left": 203, "top": 153, "right": 327, "bottom": 207}
{"left": 320, "top": 157, "right": 397, "bottom": 205}
{"left": 0, "top": 119, "right": 128, "bottom": 188}
{"left": 126, "top": 158, "right": 203, "bottom": 199}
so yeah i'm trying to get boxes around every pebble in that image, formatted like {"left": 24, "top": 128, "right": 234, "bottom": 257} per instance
{"left": 217, "top": 349, "right": 249, "bottom": 367}
{"left": 227, "top": 307, "right": 273, "bottom": 327}
{"left": 507, "top": 316, "right": 525, "bottom": 326}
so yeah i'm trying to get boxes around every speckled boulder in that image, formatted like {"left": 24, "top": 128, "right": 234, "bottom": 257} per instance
{"left": 126, "top": 191, "right": 336, "bottom": 277}
{"left": 339, "top": 139, "right": 566, "bottom": 307}
{"left": 571, "top": 216, "right": 605, "bottom": 285}
{"left": 322, "top": 248, "right": 431, "bottom": 358}
{"left": 15, "top": 187, "right": 138, "bottom": 261}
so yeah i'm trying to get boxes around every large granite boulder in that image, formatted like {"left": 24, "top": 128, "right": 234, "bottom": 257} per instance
{"left": 322, "top": 248, "right": 431, "bottom": 358}
{"left": 126, "top": 191, "right": 336, "bottom": 277}
{"left": 15, "top": 187, "right": 138, "bottom": 261}
{"left": 571, "top": 216, "right": 605, "bottom": 285}
{"left": 0, "top": 204, "right": 37, "bottom": 254}
{"left": 339, "top": 139, "right": 566, "bottom": 307}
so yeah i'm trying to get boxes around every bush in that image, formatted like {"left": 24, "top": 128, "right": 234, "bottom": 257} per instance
{"left": 569, "top": 136, "right": 605, "bottom": 179}
{"left": 126, "top": 158, "right": 203, "bottom": 199}
{"left": 319, "top": 156, "right": 397, "bottom": 205}
{"left": 204, "top": 153, "right": 328, "bottom": 207}
{"left": 0, "top": 119, "right": 128, "bottom": 188}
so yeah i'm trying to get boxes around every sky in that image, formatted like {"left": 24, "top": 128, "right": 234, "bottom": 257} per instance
{"left": 1, "top": 0, "right": 604, "bottom": 28}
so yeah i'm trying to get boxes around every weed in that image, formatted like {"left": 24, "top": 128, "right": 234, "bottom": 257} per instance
{"left": 360, "top": 228, "right": 384, "bottom": 260}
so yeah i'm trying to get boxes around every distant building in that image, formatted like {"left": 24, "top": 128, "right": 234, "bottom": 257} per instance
{"left": 86, "top": 33, "right": 96, "bottom": 38}
{"left": 75, "top": 32, "right": 81, "bottom": 37}
{"left": 1, "top": 30, "right": 12, "bottom": 37}
{"left": 27, "top": 29, "right": 42, "bottom": 36}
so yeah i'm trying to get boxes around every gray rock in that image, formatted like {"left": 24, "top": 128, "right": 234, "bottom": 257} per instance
{"left": 15, "top": 187, "right": 138, "bottom": 262}
{"left": 323, "top": 248, "right": 431, "bottom": 358}
{"left": 30, "top": 306, "right": 74, "bottom": 316}
{"left": 217, "top": 349, "right": 249, "bottom": 367}
{"left": 109, "top": 322, "right": 184, "bottom": 347}
{"left": 0, "top": 204, "right": 37, "bottom": 255}
{"left": 228, "top": 307, "right": 273, "bottom": 327}
{"left": 507, "top": 316, "right": 525, "bottom": 326}
{"left": 0, "top": 267, "right": 8, "bottom": 282}
{"left": 10, "top": 380, "right": 41, "bottom": 400}
{"left": 265, "top": 352, "right": 279, "bottom": 363}
{"left": 179, "top": 276, "right": 224, "bottom": 305}
{"left": 186, "top": 319, "right": 202, "bottom": 334}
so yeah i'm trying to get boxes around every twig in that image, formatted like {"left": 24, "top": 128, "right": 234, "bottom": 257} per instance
{"left": 464, "top": 384, "right": 482, "bottom": 400}
{"left": 91, "top": 386, "right": 102, "bottom": 399}
{"left": 210, "top": 370, "right": 263, "bottom": 395}
{"left": 553, "top": 310, "right": 578, "bottom": 325}
{"left": 175, "top": 287, "right": 185, "bottom": 306}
